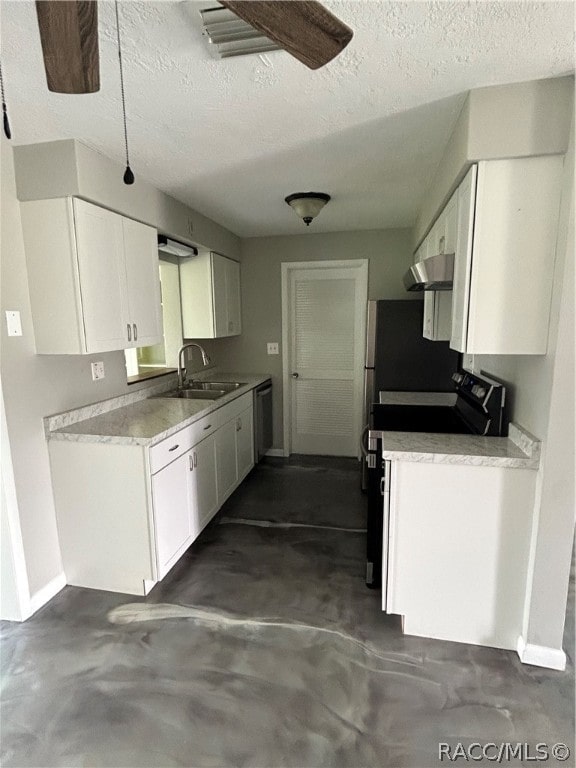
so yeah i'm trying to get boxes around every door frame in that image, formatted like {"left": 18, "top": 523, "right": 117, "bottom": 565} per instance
{"left": 281, "top": 259, "right": 369, "bottom": 458}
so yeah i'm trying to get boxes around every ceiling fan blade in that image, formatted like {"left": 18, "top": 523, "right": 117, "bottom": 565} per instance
{"left": 219, "top": 1, "right": 353, "bottom": 70}
{"left": 35, "top": 0, "right": 100, "bottom": 93}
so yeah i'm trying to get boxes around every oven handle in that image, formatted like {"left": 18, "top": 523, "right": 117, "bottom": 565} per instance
{"left": 360, "top": 424, "right": 370, "bottom": 457}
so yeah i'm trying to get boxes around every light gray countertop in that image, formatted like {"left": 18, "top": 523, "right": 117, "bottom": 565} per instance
{"left": 377, "top": 423, "right": 540, "bottom": 469}
{"left": 47, "top": 374, "right": 271, "bottom": 447}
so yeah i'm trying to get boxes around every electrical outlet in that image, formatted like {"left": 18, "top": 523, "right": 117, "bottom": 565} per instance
{"left": 5, "top": 310, "right": 22, "bottom": 337}
{"left": 267, "top": 342, "right": 279, "bottom": 355}
{"left": 91, "top": 361, "right": 105, "bottom": 381}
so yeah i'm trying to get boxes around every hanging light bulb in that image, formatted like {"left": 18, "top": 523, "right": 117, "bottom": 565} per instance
{"left": 115, "top": 0, "right": 134, "bottom": 184}
{"left": 0, "top": 58, "right": 12, "bottom": 139}
{"left": 285, "top": 192, "right": 331, "bottom": 226}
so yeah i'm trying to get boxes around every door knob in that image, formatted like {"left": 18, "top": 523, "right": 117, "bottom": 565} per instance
{"left": 291, "top": 372, "right": 299, "bottom": 379}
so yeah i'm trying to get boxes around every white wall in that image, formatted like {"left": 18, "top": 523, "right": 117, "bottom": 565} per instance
{"left": 1, "top": 379, "right": 29, "bottom": 621}
{"left": 186, "top": 228, "right": 417, "bottom": 449}
{"left": 415, "top": 76, "right": 574, "bottom": 245}
{"left": 473, "top": 120, "right": 575, "bottom": 655}
{"left": 413, "top": 76, "right": 575, "bottom": 660}
{"left": 13, "top": 140, "right": 240, "bottom": 260}
{"left": 0, "top": 136, "right": 238, "bottom": 603}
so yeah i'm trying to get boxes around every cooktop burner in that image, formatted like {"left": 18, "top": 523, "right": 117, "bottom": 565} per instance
{"left": 369, "top": 371, "right": 506, "bottom": 438}
{"left": 372, "top": 404, "right": 472, "bottom": 434}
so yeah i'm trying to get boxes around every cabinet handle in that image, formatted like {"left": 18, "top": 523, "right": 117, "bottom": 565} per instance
{"left": 193, "top": 451, "right": 198, "bottom": 468}
{"left": 189, "top": 454, "right": 194, "bottom": 471}
{"left": 168, "top": 444, "right": 179, "bottom": 452}
{"left": 203, "top": 424, "right": 212, "bottom": 431}
{"left": 127, "top": 323, "right": 132, "bottom": 342}
{"left": 236, "top": 418, "right": 242, "bottom": 432}
{"left": 439, "top": 235, "right": 446, "bottom": 254}
{"left": 133, "top": 323, "right": 138, "bottom": 341}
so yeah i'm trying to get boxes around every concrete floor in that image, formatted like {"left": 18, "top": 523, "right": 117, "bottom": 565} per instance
{"left": 1, "top": 456, "right": 574, "bottom": 767}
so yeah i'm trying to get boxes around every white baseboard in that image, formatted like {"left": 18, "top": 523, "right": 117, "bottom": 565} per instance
{"left": 27, "top": 573, "right": 66, "bottom": 617}
{"left": 265, "top": 448, "right": 285, "bottom": 458}
{"left": 517, "top": 635, "right": 566, "bottom": 671}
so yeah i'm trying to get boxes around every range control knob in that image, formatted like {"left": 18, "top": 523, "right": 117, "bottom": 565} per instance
{"left": 472, "top": 385, "right": 487, "bottom": 398}
{"left": 452, "top": 373, "right": 464, "bottom": 384}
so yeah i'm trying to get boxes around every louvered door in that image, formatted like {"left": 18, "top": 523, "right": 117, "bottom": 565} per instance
{"left": 287, "top": 264, "right": 367, "bottom": 456}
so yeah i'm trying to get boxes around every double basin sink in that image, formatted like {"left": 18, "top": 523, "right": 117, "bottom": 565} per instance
{"left": 159, "top": 381, "right": 246, "bottom": 402}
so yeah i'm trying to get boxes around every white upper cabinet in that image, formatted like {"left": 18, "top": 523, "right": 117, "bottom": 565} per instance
{"left": 122, "top": 215, "right": 164, "bottom": 348}
{"left": 180, "top": 251, "right": 241, "bottom": 339}
{"left": 451, "top": 156, "right": 564, "bottom": 355}
{"left": 20, "top": 197, "right": 163, "bottom": 354}
{"left": 418, "top": 192, "right": 456, "bottom": 342}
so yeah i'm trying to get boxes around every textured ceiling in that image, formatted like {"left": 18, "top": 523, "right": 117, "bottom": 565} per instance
{"left": 1, "top": 1, "right": 574, "bottom": 237}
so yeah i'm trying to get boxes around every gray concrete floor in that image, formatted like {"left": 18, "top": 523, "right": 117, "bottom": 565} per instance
{"left": 1, "top": 456, "right": 574, "bottom": 767}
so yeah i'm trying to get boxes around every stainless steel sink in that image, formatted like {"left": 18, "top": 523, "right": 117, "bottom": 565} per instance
{"left": 154, "top": 381, "right": 246, "bottom": 402}
{"left": 185, "top": 381, "right": 246, "bottom": 392}
{"left": 158, "top": 389, "right": 226, "bottom": 401}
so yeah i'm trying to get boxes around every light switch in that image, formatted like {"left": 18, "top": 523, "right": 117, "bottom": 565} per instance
{"left": 91, "top": 361, "right": 105, "bottom": 381}
{"left": 5, "top": 311, "right": 22, "bottom": 337}
{"left": 267, "top": 342, "right": 279, "bottom": 355}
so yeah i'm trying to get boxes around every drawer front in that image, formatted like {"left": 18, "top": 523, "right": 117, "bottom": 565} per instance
{"left": 214, "top": 391, "right": 254, "bottom": 429}
{"left": 149, "top": 415, "right": 217, "bottom": 474}
{"left": 148, "top": 391, "right": 255, "bottom": 473}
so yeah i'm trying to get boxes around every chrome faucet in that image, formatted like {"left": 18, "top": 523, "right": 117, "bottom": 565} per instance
{"left": 177, "top": 343, "right": 211, "bottom": 390}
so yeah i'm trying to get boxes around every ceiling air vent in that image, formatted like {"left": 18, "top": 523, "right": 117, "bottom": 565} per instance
{"left": 200, "top": 5, "right": 281, "bottom": 59}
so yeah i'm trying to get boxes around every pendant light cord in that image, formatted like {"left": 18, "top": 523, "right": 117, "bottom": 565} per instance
{"left": 114, "top": 0, "right": 134, "bottom": 183}
{"left": 0, "top": 58, "right": 12, "bottom": 139}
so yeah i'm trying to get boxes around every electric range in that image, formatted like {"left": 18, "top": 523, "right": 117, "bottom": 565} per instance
{"left": 365, "top": 371, "right": 506, "bottom": 589}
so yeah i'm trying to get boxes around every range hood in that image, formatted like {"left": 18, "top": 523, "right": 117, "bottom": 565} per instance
{"left": 158, "top": 235, "right": 198, "bottom": 259}
{"left": 403, "top": 252, "right": 455, "bottom": 292}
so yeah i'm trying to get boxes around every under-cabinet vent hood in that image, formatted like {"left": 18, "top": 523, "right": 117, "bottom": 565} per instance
{"left": 403, "top": 252, "right": 455, "bottom": 292}
{"left": 158, "top": 235, "right": 198, "bottom": 260}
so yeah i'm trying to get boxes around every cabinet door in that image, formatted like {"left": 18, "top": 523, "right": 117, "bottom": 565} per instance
{"left": 434, "top": 193, "right": 457, "bottom": 341}
{"left": 151, "top": 453, "right": 193, "bottom": 579}
{"left": 422, "top": 232, "right": 435, "bottom": 339}
{"left": 72, "top": 199, "right": 130, "bottom": 352}
{"left": 211, "top": 253, "right": 229, "bottom": 338}
{"left": 180, "top": 254, "right": 215, "bottom": 338}
{"left": 215, "top": 419, "right": 238, "bottom": 504}
{"left": 235, "top": 406, "right": 254, "bottom": 481}
{"left": 122, "top": 217, "right": 163, "bottom": 348}
{"left": 450, "top": 166, "right": 477, "bottom": 352}
{"left": 191, "top": 434, "right": 218, "bottom": 531}
{"left": 226, "top": 258, "right": 242, "bottom": 336}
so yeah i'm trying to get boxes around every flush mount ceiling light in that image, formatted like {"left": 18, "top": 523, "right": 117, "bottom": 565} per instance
{"left": 285, "top": 192, "right": 331, "bottom": 226}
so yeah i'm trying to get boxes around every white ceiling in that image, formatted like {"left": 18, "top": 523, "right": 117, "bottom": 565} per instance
{"left": 1, "top": 1, "right": 574, "bottom": 237}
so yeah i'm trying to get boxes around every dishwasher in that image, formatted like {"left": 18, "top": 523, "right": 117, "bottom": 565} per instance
{"left": 253, "top": 381, "right": 273, "bottom": 462}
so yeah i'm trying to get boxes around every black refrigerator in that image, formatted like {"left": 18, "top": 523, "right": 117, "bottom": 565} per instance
{"left": 361, "top": 300, "right": 459, "bottom": 487}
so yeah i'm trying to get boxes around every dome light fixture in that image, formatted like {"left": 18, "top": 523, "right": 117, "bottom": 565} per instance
{"left": 285, "top": 192, "right": 331, "bottom": 226}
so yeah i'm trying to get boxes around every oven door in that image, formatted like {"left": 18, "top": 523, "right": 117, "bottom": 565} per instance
{"left": 366, "top": 433, "right": 386, "bottom": 591}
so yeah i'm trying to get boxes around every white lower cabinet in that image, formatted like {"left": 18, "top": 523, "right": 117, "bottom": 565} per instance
{"left": 236, "top": 407, "right": 254, "bottom": 481}
{"left": 151, "top": 450, "right": 194, "bottom": 580}
{"left": 385, "top": 460, "right": 536, "bottom": 650}
{"left": 192, "top": 435, "right": 219, "bottom": 530}
{"left": 49, "top": 393, "right": 254, "bottom": 595}
{"left": 215, "top": 420, "right": 238, "bottom": 504}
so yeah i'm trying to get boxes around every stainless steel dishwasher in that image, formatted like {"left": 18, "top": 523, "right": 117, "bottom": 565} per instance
{"left": 253, "top": 381, "right": 273, "bottom": 462}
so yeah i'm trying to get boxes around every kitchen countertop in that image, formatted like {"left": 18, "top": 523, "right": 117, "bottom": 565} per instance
{"left": 46, "top": 374, "right": 271, "bottom": 447}
{"left": 376, "top": 423, "right": 540, "bottom": 469}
